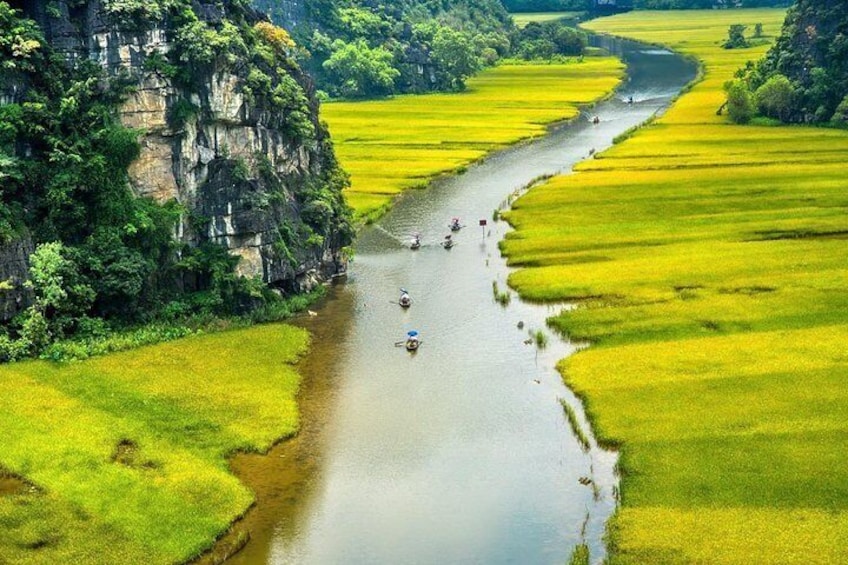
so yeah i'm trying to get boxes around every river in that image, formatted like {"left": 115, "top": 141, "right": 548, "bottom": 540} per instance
{"left": 222, "top": 37, "right": 696, "bottom": 565}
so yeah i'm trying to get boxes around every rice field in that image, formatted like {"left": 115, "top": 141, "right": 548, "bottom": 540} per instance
{"left": 512, "top": 12, "right": 583, "bottom": 28}
{"left": 323, "top": 58, "right": 624, "bottom": 222}
{"left": 503, "top": 9, "right": 848, "bottom": 564}
{"left": 0, "top": 324, "right": 308, "bottom": 563}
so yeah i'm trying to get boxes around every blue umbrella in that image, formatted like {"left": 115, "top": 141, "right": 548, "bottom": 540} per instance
{"left": 407, "top": 330, "right": 418, "bottom": 337}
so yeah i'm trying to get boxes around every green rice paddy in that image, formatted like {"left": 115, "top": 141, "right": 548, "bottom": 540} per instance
{"left": 503, "top": 9, "right": 848, "bottom": 564}
{"left": 323, "top": 58, "right": 624, "bottom": 222}
{"left": 0, "top": 324, "right": 308, "bottom": 563}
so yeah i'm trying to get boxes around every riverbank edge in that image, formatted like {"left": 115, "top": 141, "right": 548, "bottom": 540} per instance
{"left": 498, "top": 12, "right": 812, "bottom": 563}
{"left": 191, "top": 48, "right": 630, "bottom": 565}
{"left": 498, "top": 28, "right": 708, "bottom": 564}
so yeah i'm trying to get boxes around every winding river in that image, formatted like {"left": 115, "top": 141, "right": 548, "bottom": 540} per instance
{"left": 223, "top": 37, "right": 696, "bottom": 565}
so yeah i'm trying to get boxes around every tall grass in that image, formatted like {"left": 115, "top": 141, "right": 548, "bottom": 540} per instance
{"left": 559, "top": 398, "right": 590, "bottom": 451}
{"left": 503, "top": 8, "right": 848, "bottom": 564}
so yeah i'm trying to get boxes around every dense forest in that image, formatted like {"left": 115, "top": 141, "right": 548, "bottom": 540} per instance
{"left": 253, "top": 0, "right": 591, "bottom": 97}
{"left": 0, "top": 0, "right": 352, "bottom": 359}
{"left": 254, "top": 0, "right": 515, "bottom": 96}
{"left": 726, "top": 0, "right": 848, "bottom": 124}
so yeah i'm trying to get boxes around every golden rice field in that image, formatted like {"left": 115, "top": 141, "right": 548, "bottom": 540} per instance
{"left": 512, "top": 12, "right": 582, "bottom": 28}
{"left": 503, "top": 9, "right": 848, "bottom": 564}
{"left": 323, "top": 59, "right": 624, "bottom": 222}
{"left": 0, "top": 324, "right": 307, "bottom": 563}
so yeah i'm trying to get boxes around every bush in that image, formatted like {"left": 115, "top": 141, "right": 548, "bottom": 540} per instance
{"left": 723, "top": 24, "right": 749, "bottom": 49}
{"left": 725, "top": 79, "right": 755, "bottom": 124}
{"left": 755, "top": 74, "right": 796, "bottom": 121}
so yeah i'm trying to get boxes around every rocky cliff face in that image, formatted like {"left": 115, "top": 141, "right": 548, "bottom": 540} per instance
{"left": 8, "top": 0, "right": 350, "bottom": 294}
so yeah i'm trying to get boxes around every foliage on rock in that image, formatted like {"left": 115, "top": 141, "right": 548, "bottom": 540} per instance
{"left": 255, "top": 0, "right": 514, "bottom": 97}
{"left": 726, "top": 0, "right": 848, "bottom": 124}
{"left": 0, "top": 1, "right": 352, "bottom": 359}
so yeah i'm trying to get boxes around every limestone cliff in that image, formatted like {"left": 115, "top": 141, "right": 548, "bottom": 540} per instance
{"left": 5, "top": 0, "right": 351, "bottom": 294}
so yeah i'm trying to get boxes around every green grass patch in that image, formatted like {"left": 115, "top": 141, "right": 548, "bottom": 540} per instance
{"left": 0, "top": 323, "right": 309, "bottom": 562}
{"left": 503, "top": 8, "right": 848, "bottom": 564}
{"left": 323, "top": 59, "right": 624, "bottom": 222}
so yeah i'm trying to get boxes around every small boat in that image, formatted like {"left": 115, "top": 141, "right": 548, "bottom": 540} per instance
{"left": 442, "top": 235, "right": 455, "bottom": 249}
{"left": 399, "top": 288, "right": 412, "bottom": 308}
{"left": 592, "top": 115, "right": 600, "bottom": 124}
{"left": 404, "top": 330, "right": 420, "bottom": 351}
{"left": 449, "top": 217, "right": 463, "bottom": 231}
{"left": 410, "top": 233, "right": 421, "bottom": 250}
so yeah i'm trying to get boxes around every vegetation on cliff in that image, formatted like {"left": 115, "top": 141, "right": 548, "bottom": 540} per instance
{"left": 0, "top": 1, "right": 352, "bottom": 360}
{"left": 725, "top": 0, "right": 848, "bottom": 124}
{"left": 256, "top": 0, "right": 589, "bottom": 98}
{"left": 504, "top": 8, "right": 848, "bottom": 563}
{"left": 255, "top": 0, "right": 514, "bottom": 97}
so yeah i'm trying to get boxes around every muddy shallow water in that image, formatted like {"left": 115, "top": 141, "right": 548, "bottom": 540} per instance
{"left": 221, "top": 38, "right": 696, "bottom": 565}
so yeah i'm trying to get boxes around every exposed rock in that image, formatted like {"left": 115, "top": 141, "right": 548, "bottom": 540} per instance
{"left": 0, "top": 235, "right": 34, "bottom": 322}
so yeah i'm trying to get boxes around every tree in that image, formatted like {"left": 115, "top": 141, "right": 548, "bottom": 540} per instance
{"left": 431, "top": 27, "right": 481, "bottom": 90}
{"left": 755, "top": 74, "right": 796, "bottom": 121}
{"left": 322, "top": 39, "right": 399, "bottom": 97}
{"left": 723, "top": 24, "right": 749, "bottom": 49}
{"left": 724, "top": 80, "right": 755, "bottom": 124}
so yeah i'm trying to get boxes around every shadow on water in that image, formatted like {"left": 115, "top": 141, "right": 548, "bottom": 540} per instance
{"left": 216, "top": 37, "right": 696, "bottom": 565}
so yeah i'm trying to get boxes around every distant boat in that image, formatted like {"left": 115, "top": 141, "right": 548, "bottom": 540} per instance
{"left": 410, "top": 233, "right": 421, "bottom": 250}
{"left": 442, "top": 235, "right": 455, "bottom": 249}
{"left": 449, "top": 217, "right": 463, "bottom": 231}
{"left": 399, "top": 289, "right": 412, "bottom": 308}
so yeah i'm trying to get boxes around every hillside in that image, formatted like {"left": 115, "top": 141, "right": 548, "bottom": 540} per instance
{"left": 0, "top": 0, "right": 352, "bottom": 358}
{"left": 749, "top": 0, "right": 848, "bottom": 122}
{"left": 254, "top": 0, "right": 514, "bottom": 96}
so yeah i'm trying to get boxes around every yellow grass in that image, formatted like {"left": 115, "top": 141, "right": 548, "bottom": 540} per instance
{"left": 503, "top": 9, "right": 848, "bottom": 564}
{"left": 323, "top": 59, "right": 625, "bottom": 222}
{"left": 0, "top": 324, "right": 308, "bottom": 563}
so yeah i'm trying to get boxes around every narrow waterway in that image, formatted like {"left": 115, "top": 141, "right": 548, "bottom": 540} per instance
{"left": 225, "top": 38, "right": 696, "bottom": 565}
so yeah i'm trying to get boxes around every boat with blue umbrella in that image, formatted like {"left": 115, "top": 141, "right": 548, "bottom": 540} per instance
{"left": 403, "top": 330, "right": 420, "bottom": 351}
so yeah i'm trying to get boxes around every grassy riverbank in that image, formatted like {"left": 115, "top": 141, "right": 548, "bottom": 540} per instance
{"left": 0, "top": 324, "right": 307, "bottom": 563}
{"left": 323, "top": 58, "right": 624, "bottom": 222}
{"left": 503, "top": 8, "right": 848, "bottom": 563}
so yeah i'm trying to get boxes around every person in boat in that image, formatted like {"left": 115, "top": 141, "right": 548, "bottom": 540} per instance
{"left": 449, "top": 217, "right": 462, "bottom": 231}
{"left": 627, "top": 95, "right": 634, "bottom": 104}
{"left": 410, "top": 233, "right": 421, "bottom": 249}
{"left": 399, "top": 288, "right": 412, "bottom": 307}
{"left": 592, "top": 115, "right": 600, "bottom": 124}
{"left": 442, "top": 234, "right": 454, "bottom": 249}
{"left": 405, "top": 330, "right": 420, "bottom": 351}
